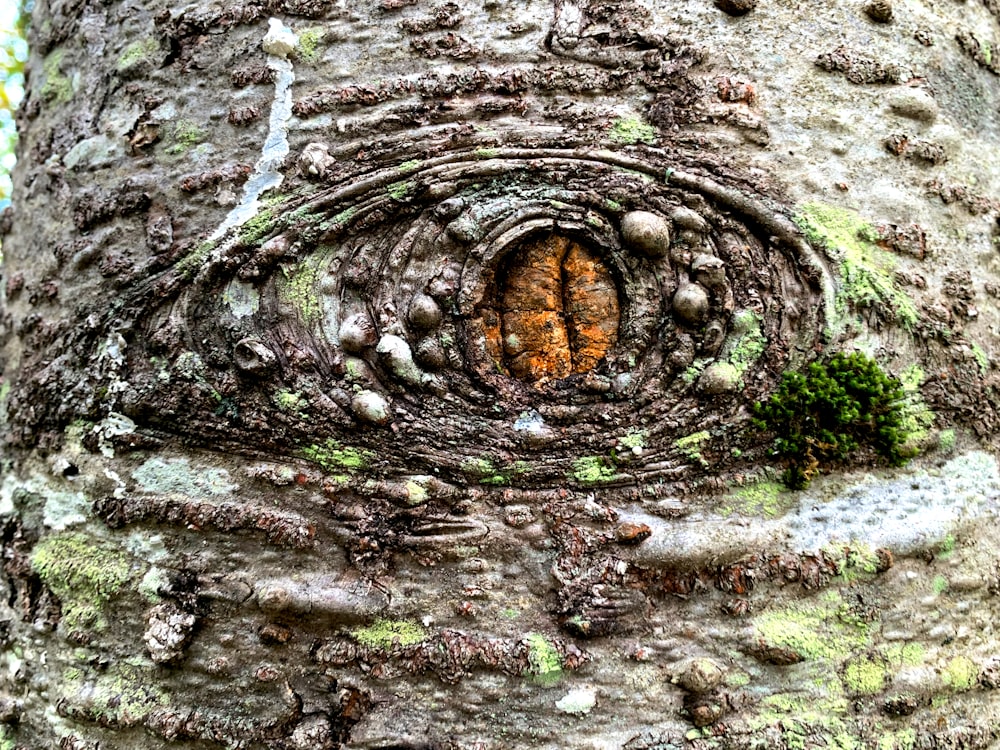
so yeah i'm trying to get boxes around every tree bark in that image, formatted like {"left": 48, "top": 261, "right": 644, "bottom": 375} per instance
{"left": 2, "top": 0, "right": 1000, "bottom": 747}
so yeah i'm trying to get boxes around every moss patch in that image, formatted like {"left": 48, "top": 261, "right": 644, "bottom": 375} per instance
{"left": 795, "top": 202, "right": 918, "bottom": 331}
{"left": 31, "top": 533, "right": 136, "bottom": 631}
{"left": 754, "top": 352, "right": 909, "bottom": 488}
{"left": 387, "top": 180, "right": 414, "bottom": 201}
{"left": 352, "top": 619, "right": 427, "bottom": 649}
{"left": 609, "top": 116, "right": 656, "bottom": 145}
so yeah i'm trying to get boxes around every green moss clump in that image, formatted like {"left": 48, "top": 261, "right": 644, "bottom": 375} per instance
{"left": 525, "top": 633, "right": 562, "bottom": 685}
{"left": 971, "top": 343, "right": 990, "bottom": 375}
{"left": 352, "top": 619, "right": 427, "bottom": 649}
{"left": 754, "top": 352, "right": 909, "bottom": 488}
{"left": 571, "top": 455, "right": 617, "bottom": 484}
{"left": 942, "top": 655, "right": 978, "bottom": 691}
{"left": 301, "top": 439, "right": 373, "bottom": 473}
{"left": 795, "top": 202, "right": 918, "bottom": 331}
{"left": 609, "top": 116, "right": 656, "bottom": 145}
{"left": 274, "top": 389, "right": 307, "bottom": 414}
{"left": 31, "top": 533, "right": 134, "bottom": 631}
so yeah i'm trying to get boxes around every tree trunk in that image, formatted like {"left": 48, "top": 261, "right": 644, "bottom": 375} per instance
{"left": 2, "top": 0, "right": 1000, "bottom": 747}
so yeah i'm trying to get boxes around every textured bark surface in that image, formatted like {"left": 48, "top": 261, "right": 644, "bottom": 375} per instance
{"left": 2, "top": 0, "right": 1000, "bottom": 748}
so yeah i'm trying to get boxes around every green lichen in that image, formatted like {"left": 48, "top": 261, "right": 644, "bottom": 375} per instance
{"left": 165, "top": 119, "right": 206, "bottom": 155}
{"left": 933, "top": 575, "right": 949, "bottom": 594}
{"left": 238, "top": 208, "right": 276, "bottom": 246}
{"left": 352, "top": 619, "right": 427, "bottom": 649}
{"left": 295, "top": 27, "right": 325, "bottom": 62}
{"left": 985, "top": 41, "right": 993, "bottom": 67}
{"left": 942, "top": 655, "right": 977, "bottom": 691}
{"left": 61, "top": 661, "right": 168, "bottom": 725}
{"left": 174, "top": 240, "right": 216, "bottom": 280}
{"left": 897, "top": 365, "right": 934, "bottom": 453}
{"left": 842, "top": 656, "right": 888, "bottom": 695}
{"left": 753, "top": 591, "right": 872, "bottom": 662}
{"left": 387, "top": 180, "right": 414, "bottom": 201}
{"left": 397, "top": 159, "right": 423, "bottom": 173}
{"left": 603, "top": 199, "right": 623, "bottom": 212}
{"left": 619, "top": 430, "right": 647, "bottom": 452}
{"left": 971, "top": 343, "right": 990, "bottom": 375}
{"left": 274, "top": 389, "right": 307, "bottom": 414}
{"left": 462, "top": 456, "right": 529, "bottom": 486}
{"left": 675, "top": 430, "right": 711, "bottom": 467}
{"left": 879, "top": 729, "right": 916, "bottom": 750}
{"left": 726, "top": 672, "right": 751, "bottom": 688}
{"left": 885, "top": 642, "right": 925, "bottom": 667}
{"left": 723, "top": 480, "right": 791, "bottom": 518}
{"left": 795, "top": 202, "right": 918, "bottom": 331}
{"left": 609, "top": 116, "right": 656, "bottom": 145}
{"left": 42, "top": 49, "right": 73, "bottom": 104}
{"left": 132, "top": 457, "right": 236, "bottom": 496}
{"left": 116, "top": 38, "right": 159, "bottom": 72}
{"left": 278, "top": 253, "right": 324, "bottom": 326}
{"left": 571, "top": 455, "right": 617, "bottom": 484}
{"left": 682, "top": 359, "right": 709, "bottom": 385}
{"left": 939, "top": 428, "right": 957, "bottom": 453}
{"left": 473, "top": 148, "right": 498, "bottom": 159}
{"left": 525, "top": 633, "right": 562, "bottom": 685}
{"left": 753, "top": 688, "right": 850, "bottom": 738}
{"left": 724, "top": 310, "right": 767, "bottom": 380}
{"left": 754, "top": 352, "right": 909, "bottom": 488}
{"left": 301, "top": 439, "right": 373, "bottom": 473}
{"left": 823, "top": 542, "right": 882, "bottom": 582}
{"left": 31, "top": 532, "right": 135, "bottom": 631}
